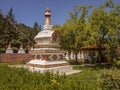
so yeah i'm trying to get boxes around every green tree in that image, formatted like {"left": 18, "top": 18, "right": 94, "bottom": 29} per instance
{"left": 87, "top": 0, "right": 120, "bottom": 64}
{"left": 0, "top": 8, "right": 40, "bottom": 53}
{"left": 60, "top": 5, "right": 90, "bottom": 62}
{"left": 53, "top": 25, "right": 61, "bottom": 30}
{"left": 0, "top": 10, "right": 6, "bottom": 52}
{"left": 17, "top": 23, "right": 39, "bottom": 52}
{"left": 0, "top": 8, "right": 19, "bottom": 52}
{"left": 33, "top": 22, "right": 41, "bottom": 34}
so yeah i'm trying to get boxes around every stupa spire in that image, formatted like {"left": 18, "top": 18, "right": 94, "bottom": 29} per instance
{"left": 45, "top": 7, "right": 51, "bottom": 25}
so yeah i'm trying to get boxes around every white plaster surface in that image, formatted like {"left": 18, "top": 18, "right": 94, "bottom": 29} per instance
{"left": 18, "top": 46, "right": 25, "bottom": 54}
{"left": 6, "top": 47, "right": 13, "bottom": 54}
{"left": 35, "top": 30, "right": 54, "bottom": 39}
{"left": 28, "top": 60, "right": 68, "bottom": 65}
{"left": 65, "top": 52, "right": 70, "bottom": 60}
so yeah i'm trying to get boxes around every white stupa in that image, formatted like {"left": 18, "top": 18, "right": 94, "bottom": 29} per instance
{"left": 26, "top": 8, "right": 80, "bottom": 74}
{"left": 18, "top": 45, "right": 25, "bottom": 54}
{"left": 6, "top": 43, "right": 13, "bottom": 54}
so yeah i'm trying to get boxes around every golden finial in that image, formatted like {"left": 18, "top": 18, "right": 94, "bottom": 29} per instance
{"left": 45, "top": 7, "right": 51, "bottom": 25}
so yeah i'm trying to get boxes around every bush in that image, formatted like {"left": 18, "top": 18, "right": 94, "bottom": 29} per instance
{"left": 0, "top": 48, "right": 6, "bottom": 53}
{"left": 98, "top": 68, "right": 120, "bottom": 90}
{"left": 68, "top": 60, "right": 83, "bottom": 65}
{"left": 0, "top": 64, "right": 89, "bottom": 90}
{"left": 0, "top": 65, "right": 64, "bottom": 90}
{"left": 115, "top": 60, "right": 120, "bottom": 66}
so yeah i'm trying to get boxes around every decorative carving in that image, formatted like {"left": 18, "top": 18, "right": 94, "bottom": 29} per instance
{"left": 49, "top": 54, "right": 53, "bottom": 60}
{"left": 57, "top": 54, "right": 61, "bottom": 60}
{"left": 40, "top": 55, "right": 43, "bottom": 60}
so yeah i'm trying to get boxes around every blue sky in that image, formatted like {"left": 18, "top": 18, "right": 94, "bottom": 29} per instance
{"left": 0, "top": 0, "right": 120, "bottom": 28}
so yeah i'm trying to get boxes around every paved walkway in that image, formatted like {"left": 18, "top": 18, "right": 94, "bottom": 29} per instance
{"left": 65, "top": 70, "right": 81, "bottom": 75}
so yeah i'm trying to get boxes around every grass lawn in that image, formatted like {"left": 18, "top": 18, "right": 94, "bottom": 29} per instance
{"left": 0, "top": 62, "right": 116, "bottom": 90}
{"left": 71, "top": 66, "right": 99, "bottom": 89}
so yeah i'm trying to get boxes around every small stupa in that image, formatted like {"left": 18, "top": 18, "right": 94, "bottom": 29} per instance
{"left": 6, "top": 43, "right": 13, "bottom": 54}
{"left": 27, "top": 8, "right": 75, "bottom": 73}
{"left": 18, "top": 45, "right": 25, "bottom": 54}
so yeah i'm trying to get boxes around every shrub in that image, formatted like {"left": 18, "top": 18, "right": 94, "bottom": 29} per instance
{"left": 1, "top": 63, "right": 104, "bottom": 89}
{"left": 68, "top": 60, "right": 83, "bottom": 65}
{"left": 115, "top": 60, "right": 120, "bottom": 66}
{"left": 98, "top": 68, "right": 120, "bottom": 90}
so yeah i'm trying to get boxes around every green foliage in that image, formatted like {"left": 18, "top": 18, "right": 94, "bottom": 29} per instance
{"left": 0, "top": 8, "right": 19, "bottom": 52}
{"left": 0, "top": 9, "right": 41, "bottom": 53}
{"left": 17, "top": 23, "right": 38, "bottom": 50}
{"left": 60, "top": 5, "right": 91, "bottom": 62}
{"left": 0, "top": 64, "right": 66, "bottom": 90}
{"left": 68, "top": 60, "right": 83, "bottom": 65}
{"left": 1, "top": 63, "right": 120, "bottom": 90}
{"left": 53, "top": 25, "right": 61, "bottom": 30}
{"left": 115, "top": 59, "right": 120, "bottom": 66}
{"left": 60, "top": 5, "right": 89, "bottom": 50}
{"left": 98, "top": 68, "right": 120, "bottom": 90}
{"left": 86, "top": 0, "right": 120, "bottom": 63}
{"left": 60, "top": 0, "right": 120, "bottom": 63}
{"left": 0, "top": 63, "right": 100, "bottom": 90}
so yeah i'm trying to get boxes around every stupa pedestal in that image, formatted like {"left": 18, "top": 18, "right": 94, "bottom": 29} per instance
{"left": 28, "top": 49, "right": 68, "bottom": 67}
{"left": 27, "top": 8, "right": 80, "bottom": 74}
{"left": 27, "top": 41, "right": 72, "bottom": 73}
{"left": 27, "top": 28, "right": 71, "bottom": 73}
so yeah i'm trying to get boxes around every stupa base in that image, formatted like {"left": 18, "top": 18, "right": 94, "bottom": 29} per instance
{"left": 26, "top": 65, "right": 80, "bottom": 75}
{"left": 27, "top": 60, "right": 69, "bottom": 68}
{"left": 27, "top": 65, "right": 72, "bottom": 73}
{"left": 26, "top": 60, "right": 80, "bottom": 75}
{"left": 9, "top": 64, "right": 81, "bottom": 75}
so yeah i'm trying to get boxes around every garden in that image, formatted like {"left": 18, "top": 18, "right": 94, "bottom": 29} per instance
{"left": 0, "top": 62, "right": 120, "bottom": 90}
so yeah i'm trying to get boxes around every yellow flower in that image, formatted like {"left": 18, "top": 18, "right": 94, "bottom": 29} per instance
{"left": 51, "top": 79, "right": 57, "bottom": 84}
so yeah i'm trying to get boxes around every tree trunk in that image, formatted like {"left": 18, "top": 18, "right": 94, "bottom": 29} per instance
{"left": 75, "top": 52, "right": 78, "bottom": 63}
{"left": 97, "top": 46, "right": 104, "bottom": 64}
{"left": 74, "top": 50, "right": 78, "bottom": 63}
{"left": 98, "top": 49, "right": 101, "bottom": 64}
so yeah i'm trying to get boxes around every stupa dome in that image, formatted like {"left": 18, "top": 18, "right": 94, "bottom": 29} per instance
{"left": 34, "top": 8, "right": 61, "bottom": 47}
{"left": 34, "top": 27, "right": 54, "bottom": 39}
